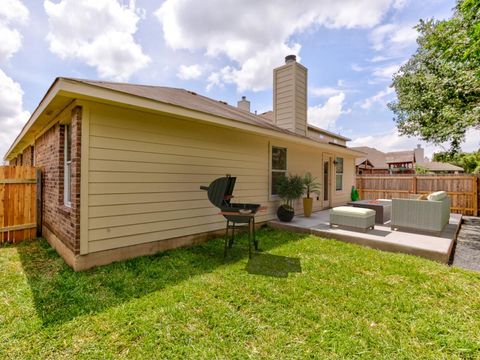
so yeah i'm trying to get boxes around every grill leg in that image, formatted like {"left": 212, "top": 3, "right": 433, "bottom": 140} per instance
{"left": 224, "top": 220, "right": 229, "bottom": 258}
{"left": 248, "top": 219, "right": 252, "bottom": 258}
{"left": 253, "top": 217, "right": 258, "bottom": 251}
{"left": 229, "top": 223, "right": 235, "bottom": 248}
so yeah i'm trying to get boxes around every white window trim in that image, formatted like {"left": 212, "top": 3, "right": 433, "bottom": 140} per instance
{"left": 335, "top": 156, "right": 344, "bottom": 192}
{"left": 64, "top": 124, "right": 72, "bottom": 207}
{"left": 269, "top": 144, "right": 287, "bottom": 200}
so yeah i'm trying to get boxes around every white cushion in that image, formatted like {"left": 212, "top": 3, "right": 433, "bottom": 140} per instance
{"left": 427, "top": 191, "right": 447, "bottom": 201}
{"left": 331, "top": 206, "right": 375, "bottom": 218}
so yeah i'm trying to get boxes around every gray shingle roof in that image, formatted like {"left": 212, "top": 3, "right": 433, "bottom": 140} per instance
{"left": 385, "top": 150, "right": 414, "bottom": 163}
{"left": 350, "top": 146, "right": 389, "bottom": 169}
{"left": 418, "top": 162, "right": 464, "bottom": 172}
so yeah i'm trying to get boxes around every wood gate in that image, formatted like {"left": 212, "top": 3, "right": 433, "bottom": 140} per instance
{"left": 0, "top": 166, "right": 41, "bottom": 243}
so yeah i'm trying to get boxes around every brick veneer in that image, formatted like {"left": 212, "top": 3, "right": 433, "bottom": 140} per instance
{"left": 22, "top": 146, "right": 34, "bottom": 166}
{"left": 34, "top": 106, "right": 82, "bottom": 254}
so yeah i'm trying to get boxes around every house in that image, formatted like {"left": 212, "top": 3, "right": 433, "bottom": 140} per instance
{"left": 352, "top": 145, "right": 464, "bottom": 175}
{"left": 385, "top": 150, "right": 416, "bottom": 174}
{"left": 4, "top": 55, "right": 361, "bottom": 270}
{"left": 352, "top": 147, "right": 390, "bottom": 174}
{"left": 416, "top": 162, "right": 464, "bottom": 174}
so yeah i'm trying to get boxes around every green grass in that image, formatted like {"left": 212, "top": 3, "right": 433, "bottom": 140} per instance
{"left": 1, "top": 227, "right": 479, "bottom": 359}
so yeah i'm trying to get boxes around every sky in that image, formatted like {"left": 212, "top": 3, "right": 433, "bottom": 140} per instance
{"left": 1, "top": 0, "right": 479, "bottom": 161}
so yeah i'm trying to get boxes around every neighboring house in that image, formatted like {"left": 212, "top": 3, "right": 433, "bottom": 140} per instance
{"left": 4, "top": 55, "right": 361, "bottom": 270}
{"left": 352, "top": 147, "right": 390, "bottom": 174}
{"left": 385, "top": 150, "right": 416, "bottom": 174}
{"left": 352, "top": 144, "right": 463, "bottom": 175}
{"left": 416, "top": 162, "right": 464, "bottom": 174}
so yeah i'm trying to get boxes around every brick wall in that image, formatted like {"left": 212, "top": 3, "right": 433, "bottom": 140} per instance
{"left": 35, "top": 106, "right": 82, "bottom": 254}
{"left": 22, "top": 146, "right": 34, "bottom": 166}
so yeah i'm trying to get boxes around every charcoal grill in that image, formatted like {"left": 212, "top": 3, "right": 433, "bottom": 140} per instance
{"left": 200, "top": 175, "right": 262, "bottom": 257}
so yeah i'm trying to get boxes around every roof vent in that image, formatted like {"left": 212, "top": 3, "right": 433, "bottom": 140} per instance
{"left": 285, "top": 54, "right": 296, "bottom": 64}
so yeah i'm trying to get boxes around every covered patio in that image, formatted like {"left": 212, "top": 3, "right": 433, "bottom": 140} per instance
{"left": 268, "top": 210, "right": 462, "bottom": 263}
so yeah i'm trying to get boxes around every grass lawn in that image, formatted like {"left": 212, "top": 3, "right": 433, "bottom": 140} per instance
{"left": 1, "top": 227, "right": 479, "bottom": 359}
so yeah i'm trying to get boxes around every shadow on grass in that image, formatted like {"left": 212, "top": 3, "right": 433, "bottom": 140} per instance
{"left": 16, "top": 226, "right": 308, "bottom": 327}
{"left": 246, "top": 253, "right": 301, "bottom": 278}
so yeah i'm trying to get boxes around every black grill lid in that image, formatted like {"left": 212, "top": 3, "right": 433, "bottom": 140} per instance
{"left": 200, "top": 175, "right": 236, "bottom": 208}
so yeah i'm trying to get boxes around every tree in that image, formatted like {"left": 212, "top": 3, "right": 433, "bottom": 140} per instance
{"left": 389, "top": 0, "right": 480, "bottom": 152}
{"left": 415, "top": 164, "right": 429, "bottom": 174}
{"left": 433, "top": 150, "right": 480, "bottom": 173}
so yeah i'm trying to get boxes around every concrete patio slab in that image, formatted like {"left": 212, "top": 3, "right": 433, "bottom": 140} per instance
{"left": 268, "top": 209, "right": 462, "bottom": 263}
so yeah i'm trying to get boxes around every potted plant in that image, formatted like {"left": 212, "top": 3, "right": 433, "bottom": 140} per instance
{"left": 302, "top": 172, "right": 321, "bottom": 217}
{"left": 276, "top": 174, "right": 304, "bottom": 222}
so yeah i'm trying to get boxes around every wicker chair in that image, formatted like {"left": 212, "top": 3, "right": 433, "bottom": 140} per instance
{"left": 391, "top": 191, "right": 451, "bottom": 234}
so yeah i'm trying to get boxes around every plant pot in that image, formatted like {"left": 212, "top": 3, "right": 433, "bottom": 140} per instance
{"left": 303, "top": 197, "right": 313, "bottom": 217}
{"left": 277, "top": 205, "right": 295, "bottom": 222}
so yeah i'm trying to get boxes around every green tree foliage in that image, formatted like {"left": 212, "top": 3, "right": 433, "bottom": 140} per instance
{"left": 415, "top": 165, "right": 430, "bottom": 174}
{"left": 389, "top": 0, "right": 480, "bottom": 151}
{"left": 433, "top": 150, "right": 480, "bottom": 173}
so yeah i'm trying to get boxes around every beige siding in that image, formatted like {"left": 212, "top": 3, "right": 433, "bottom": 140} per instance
{"left": 293, "top": 64, "right": 307, "bottom": 136}
{"left": 273, "top": 62, "right": 307, "bottom": 136}
{"left": 86, "top": 102, "right": 356, "bottom": 254}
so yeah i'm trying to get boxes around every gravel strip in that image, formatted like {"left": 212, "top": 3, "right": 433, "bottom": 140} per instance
{"left": 452, "top": 216, "right": 480, "bottom": 272}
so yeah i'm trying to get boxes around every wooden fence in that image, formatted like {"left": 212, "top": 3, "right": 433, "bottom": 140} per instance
{"left": 356, "top": 174, "right": 479, "bottom": 216}
{"left": 0, "top": 166, "right": 39, "bottom": 243}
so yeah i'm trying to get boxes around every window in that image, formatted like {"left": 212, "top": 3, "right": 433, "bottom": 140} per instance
{"left": 335, "top": 157, "right": 343, "bottom": 191}
{"left": 271, "top": 146, "right": 287, "bottom": 196}
{"left": 64, "top": 124, "right": 72, "bottom": 206}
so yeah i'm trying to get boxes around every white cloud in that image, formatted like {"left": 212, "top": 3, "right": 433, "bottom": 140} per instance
{"left": 0, "top": 0, "right": 29, "bottom": 23}
{"left": 351, "top": 63, "right": 364, "bottom": 72}
{"left": 206, "top": 72, "right": 222, "bottom": 92}
{"left": 308, "top": 92, "right": 346, "bottom": 130}
{"left": 310, "top": 86, "right": 343, "bottom": 97}
{"left": 44, "top": 0, "right": 150, "bottom": 81}
{"left": 372, "top": 62, "right": 402, "bottom": 81}
{"left": 369, "top": 55, "right": 390, "bottom": 62}
{"left": 0, "top": 69, "right": 30, "bottom": 160}
{"left": 177, "top": 64, "right": 203, "bottom": 80}
{"left": 156, "top": 0, "right": 401, "bottom": 92}
{"left": 370, "top": 23, "right": 417, "bottom": 53}
{"left": 360, "top": 86, "right": 394, "bottom": 109}
{"left": 208, "top": 43, "right": 301, "bottom": 92}
{"left": 461, "top": 129, "right": 480, "bottom": 153}
{"left": 0, "top": 0, "right": 29, "bottom": 62}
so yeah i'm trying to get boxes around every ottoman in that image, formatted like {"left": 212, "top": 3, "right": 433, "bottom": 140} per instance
{"left": 330, "top": 206, "right": 375, "bottom": 232}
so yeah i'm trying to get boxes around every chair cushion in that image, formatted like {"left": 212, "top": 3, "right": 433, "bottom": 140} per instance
{"left": 331, "top": 206, "right": 375, "bottom": 218}
{"left": 427, "top": 191, "right": 447, "bottom": 201}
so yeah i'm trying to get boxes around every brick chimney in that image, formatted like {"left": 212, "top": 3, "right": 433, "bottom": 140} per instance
{"left": 273, "top": 55, "right": 307, "bottom": 136}
{"left": 237, "top": 96, "right": 250, "bottom": 112}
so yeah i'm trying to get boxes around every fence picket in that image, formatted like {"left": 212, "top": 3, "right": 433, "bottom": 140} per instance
{"left": 0, "top": 166, "right": 37, "bottom": 244}
{"left": 356, "top": 174, "right": 479, "bottom": 216}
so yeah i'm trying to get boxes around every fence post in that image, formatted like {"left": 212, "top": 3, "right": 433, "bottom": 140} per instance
{"left": 36, "top": 169, "right": 42, "bottom": 237}
{"left": 475, "top": 175, "right": 479, "bottom": 217}
{"left": 412, "top": 175, "right": 417, "bottom": 195}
